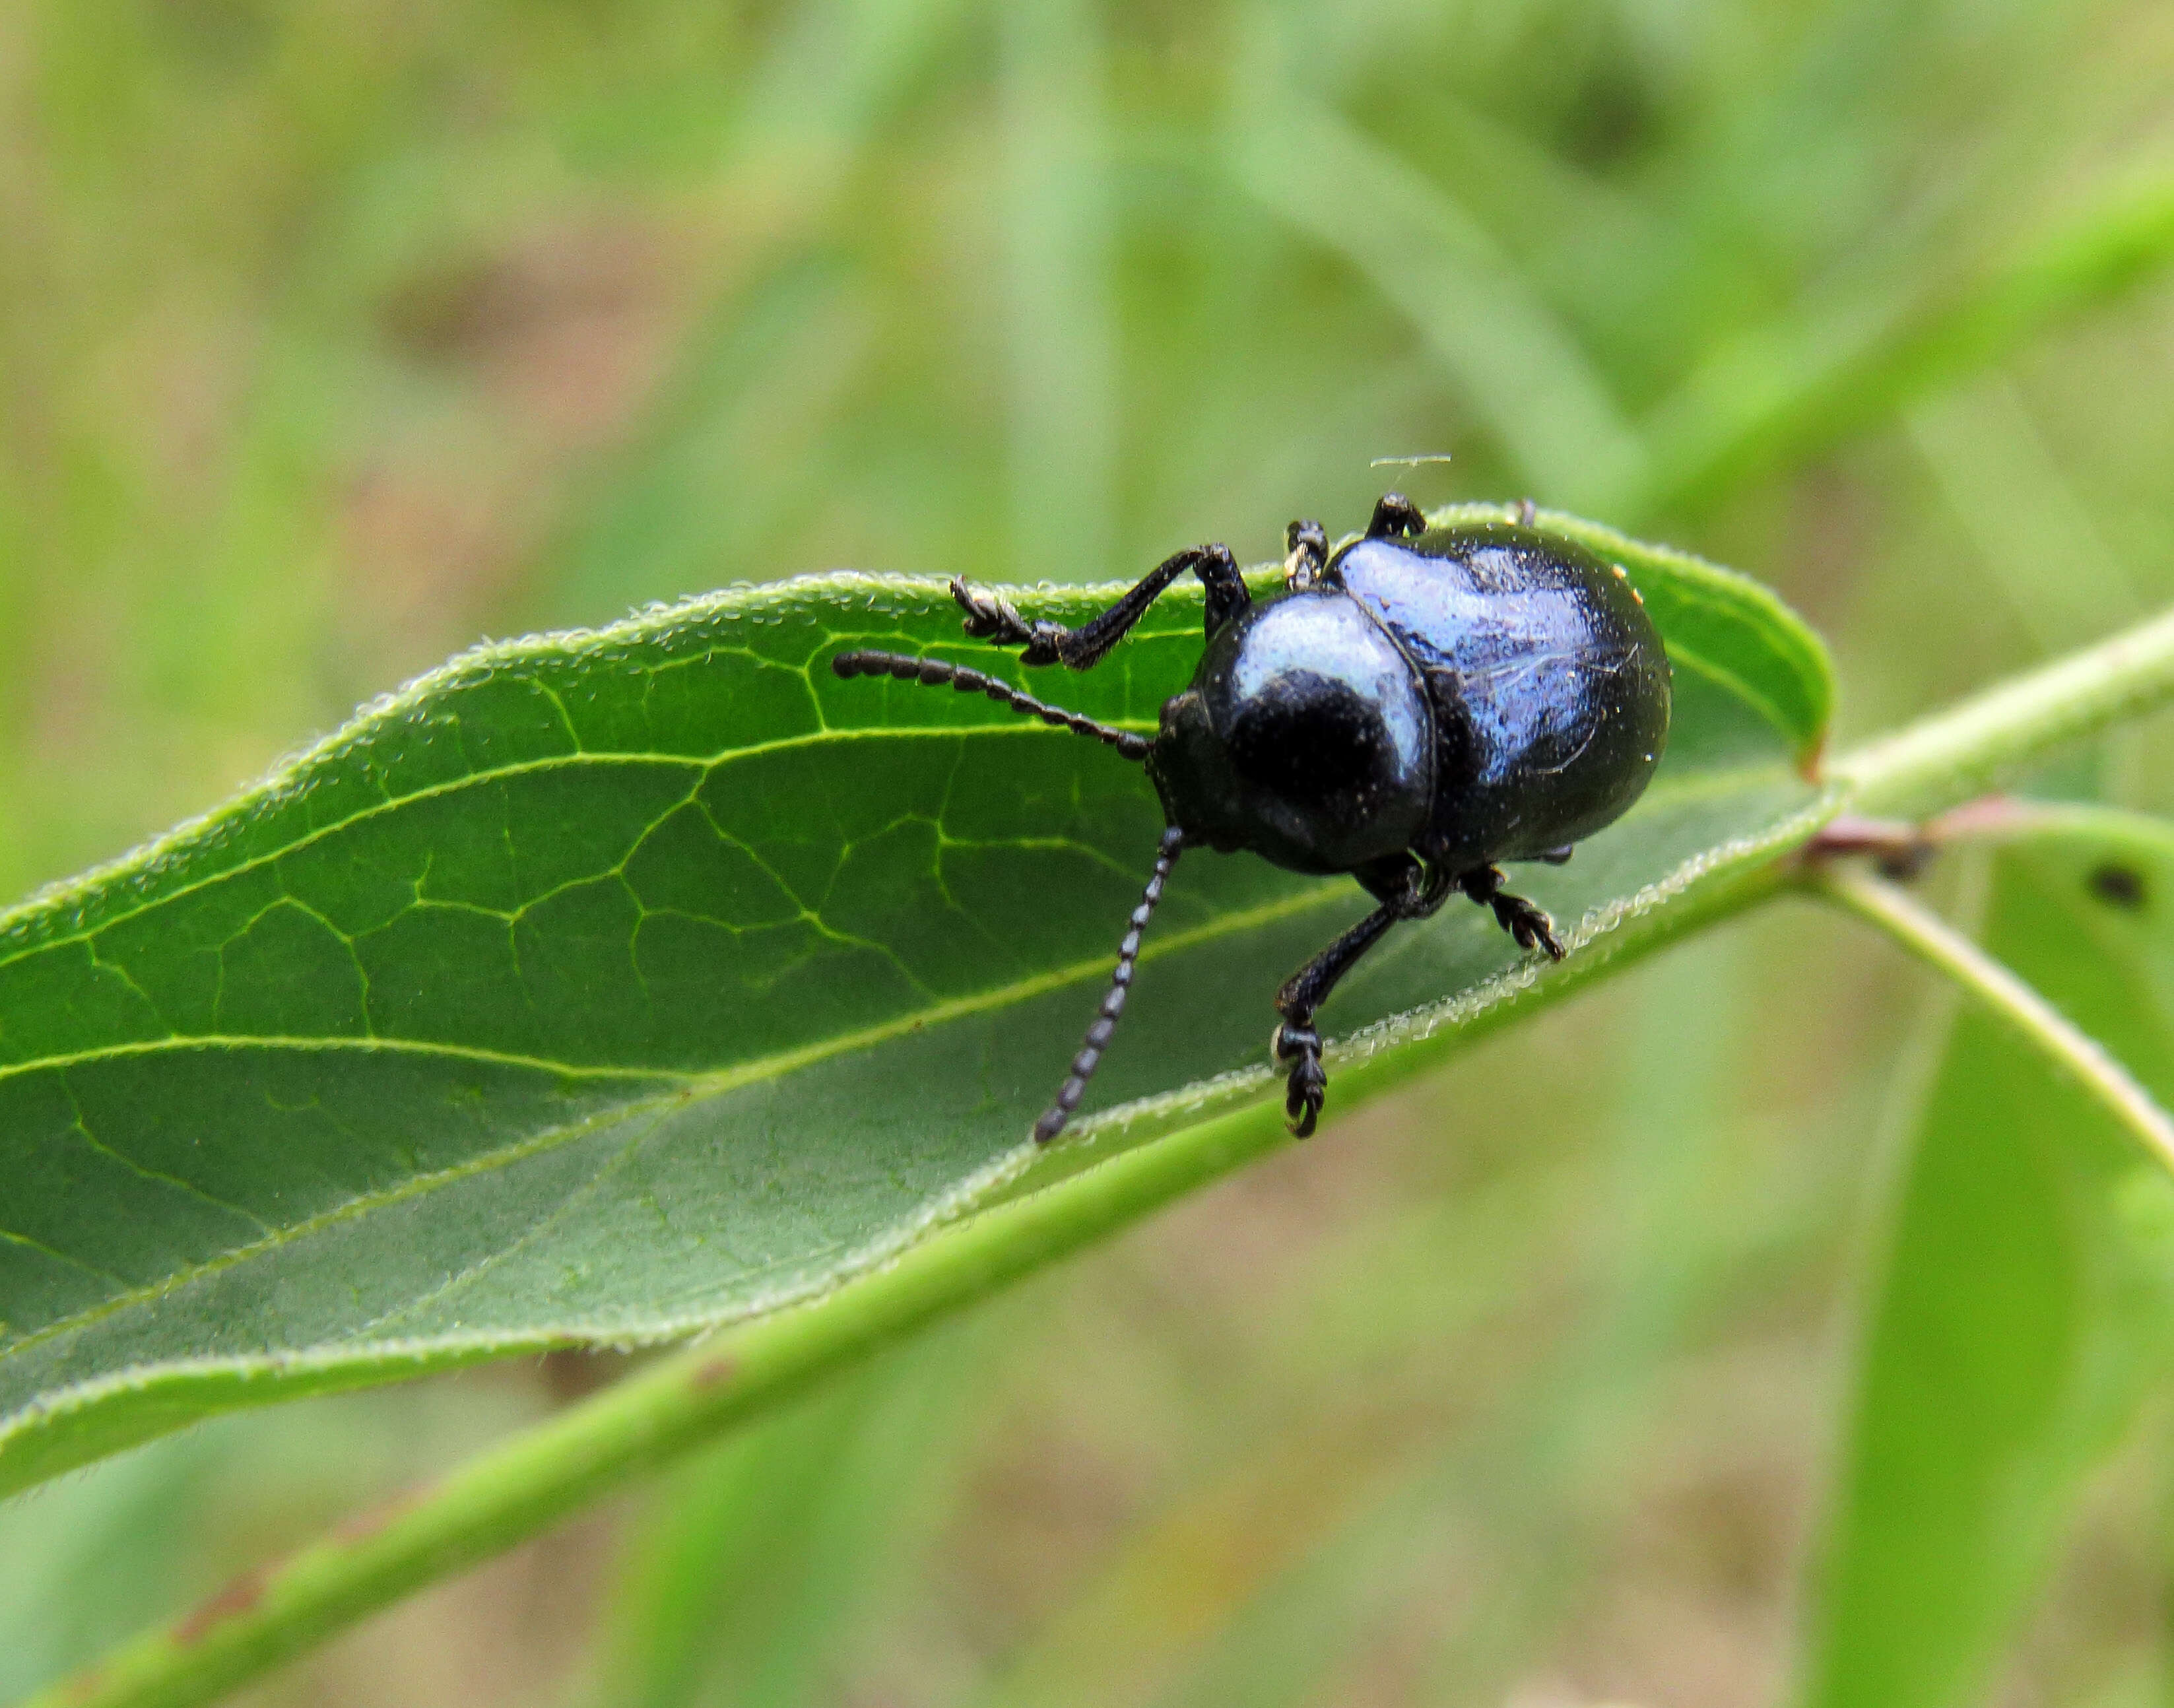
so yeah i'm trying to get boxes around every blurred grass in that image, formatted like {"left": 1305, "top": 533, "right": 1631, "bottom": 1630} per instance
{"left": 7, "top": 2, "right": 2174, "bottom": 1705}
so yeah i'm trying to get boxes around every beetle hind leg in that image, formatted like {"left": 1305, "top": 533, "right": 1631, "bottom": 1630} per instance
{"left": 1457, "top": 865, "right": 1565, "bottom": 961}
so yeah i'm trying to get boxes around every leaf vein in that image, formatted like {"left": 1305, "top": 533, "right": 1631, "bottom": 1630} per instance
{"left": 1, "top": 727, "right": 1147, "bottom": 980}
{"left": 55, "top": 1074, "right": 273, "bottom": 1236}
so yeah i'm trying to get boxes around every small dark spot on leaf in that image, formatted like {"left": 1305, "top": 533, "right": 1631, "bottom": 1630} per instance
{"left": 174, "top": 1570, "right": 268, "bottom": 1645}
{"left": 690, "top": 1355, "right": 735, "bottom": 1392}
{"left": 541, "top": 1348, "right": 629, "bottom": 1402}
{"left": 332, "top": 1480, "right": 432, "bottom": 1546}
{"left": 2090, "top": 863, "right": 2148, "bottom": 911}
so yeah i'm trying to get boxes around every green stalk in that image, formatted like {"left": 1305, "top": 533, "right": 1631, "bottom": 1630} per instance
{"left": 1810, "top": 864, "right": 2174, "bottom": 1175}
{"left": 1830, "top": 603, "right": 2174, "bottom": 816}
{"left": 31, "top": 599, "right": 2174, "bottom": 1708}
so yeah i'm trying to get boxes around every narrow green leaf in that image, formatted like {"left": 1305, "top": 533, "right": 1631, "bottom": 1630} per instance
{"left": 592, "top": 1327, "right": 979, "bottom": 1708}
{"left": 0, "top": 524, "right": 1832, "bottom": 1499}
{"left": 1833, "top": 606, "right": 2174, "bottom": 820}
{"left": 1633, "top": 165, "right": 2174, "bottom": 522}
{"left": 1803, "top": 809, "right": 2174, "bottom": 1708}
{"left": 970, "top": 1400, "right": 1431, "bottom": 1708}
{"left": 1228, "top": 94, "right": 1643, "bottom": 509}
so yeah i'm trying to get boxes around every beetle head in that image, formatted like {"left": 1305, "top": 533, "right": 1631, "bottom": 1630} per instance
{"left": 1146, "top": 594, "right": 1432, "bottom": 875}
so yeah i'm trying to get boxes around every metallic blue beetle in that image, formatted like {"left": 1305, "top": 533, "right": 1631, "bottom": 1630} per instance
{"left": 834, "top": 494, "right": 1670, "bottom": 1140}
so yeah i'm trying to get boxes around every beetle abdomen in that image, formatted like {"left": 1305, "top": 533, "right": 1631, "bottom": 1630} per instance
{"left": 1331, "top": 521, "right": 1670, "bottom": 869}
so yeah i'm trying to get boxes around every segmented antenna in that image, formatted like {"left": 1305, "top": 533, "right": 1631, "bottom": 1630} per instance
{"left": 830, "top": 650, "right": 1148, "bottom": 760}
{"left": 1035, "top": 826, "right": 1186, "bottom": 1143}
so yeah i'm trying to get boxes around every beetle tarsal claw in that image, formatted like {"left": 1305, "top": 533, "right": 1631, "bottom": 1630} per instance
{"left": 950, "top": 577, "right": 1033, "bottom": 646}
{"left": 1272, "top": 1021, "right": 1327, "bottom": 1137}
{"left": 1498, "top": 897, "right": 1564, "bottom": 961}
{"left": 1286, "top": 1068, "right": 1325, "bottom": 1137}
{"left": 1366, "top": 492, "right": 1428, "bottom": 540}
{"left": 1455, "top": 865, "right": 1566, "bottom": 962}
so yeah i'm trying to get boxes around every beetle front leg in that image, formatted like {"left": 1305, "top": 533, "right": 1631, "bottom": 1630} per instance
{"left": 1271, "top": 858, "right": 1451, "bottom": 1136}
{"left": 952, "top": 541, "right": 1249, "bottom": 669}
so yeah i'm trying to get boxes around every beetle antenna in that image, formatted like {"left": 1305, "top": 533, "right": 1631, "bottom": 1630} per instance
{"left": 832, "top": 650, "right": 1148, "bottom": 760}
{"left": 1034, "top": 826, "right": 1185, "bottom": 1143}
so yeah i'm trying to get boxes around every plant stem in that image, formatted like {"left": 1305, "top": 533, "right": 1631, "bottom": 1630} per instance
{"left": 1830, "top": 603, "right": 2174, "bottom": 816}
{"left": 1809, "top": 864, "right": 2174, "bottom": 1175}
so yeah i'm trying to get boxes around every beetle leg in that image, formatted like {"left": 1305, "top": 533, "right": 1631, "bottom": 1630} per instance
{"left": 952, "top": 542, "right": 1249, "bottom": 669}
{"left": 1455, "top": 865, "right": 1565, "bottom": 960}
{"left": 1518, "top": 497, "right": 1537, "bottom": 529}
{"left": 1365, "top": 492, "right": 1428, "bottom": 540}
{"left": 1270, "top": 857, "right": 1452, "bottom": 1136}
{"left": 1272, "top": 911, "right": 1393, "bottom": 1139}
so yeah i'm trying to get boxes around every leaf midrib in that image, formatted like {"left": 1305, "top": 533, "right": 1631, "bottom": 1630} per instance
{"left": 0, "top": 754, "right": 1800, "bottom": 1099}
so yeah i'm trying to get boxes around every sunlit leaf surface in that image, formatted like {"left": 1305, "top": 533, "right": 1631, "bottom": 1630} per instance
{"left": 1804, "top": 810, "right": 2174, "bottom": 1708}
{"left": 0, "top": 513, "right": 1832, "bottom": 1496}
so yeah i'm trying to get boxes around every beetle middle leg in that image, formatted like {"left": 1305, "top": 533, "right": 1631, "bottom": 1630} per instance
{"left": 1272, "top": 855, "right": 1452, "bottom": 1138}
{"left": 952, "top": 541, "right": 1249, "bottom": 668}
{"left": 1456, "top": 865, "right": 1565, "bottom": 961}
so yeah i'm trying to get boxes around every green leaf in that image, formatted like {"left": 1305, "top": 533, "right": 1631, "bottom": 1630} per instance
{"left": 0, "top": 521, "right": 1833, "bottom": 1500}
{"left": 1802, "top": 809, "right": 2174, "bottom": 1708}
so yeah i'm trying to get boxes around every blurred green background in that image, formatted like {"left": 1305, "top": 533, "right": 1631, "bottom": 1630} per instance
{"left": 6, "top": 2, "right": 2174, "bottom": 1704}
